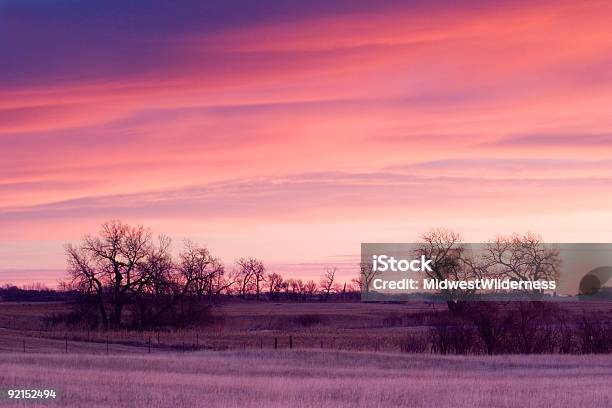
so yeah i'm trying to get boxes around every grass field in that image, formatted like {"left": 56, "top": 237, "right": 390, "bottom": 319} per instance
{"left": 0, "top": 301, "right": 444, "bottom": 353}
{"left": 1, "top": 350, "right": 611, "bottom": 408}
{"left": 2, "top": 300, "right": 609, "bottom": 354}
{"left": 1, "top": 301, "right": 611, "bottom": 407}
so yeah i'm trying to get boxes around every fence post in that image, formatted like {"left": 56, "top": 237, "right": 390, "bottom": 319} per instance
{"left": 320, "top": 340, "right": 323, "bottom": 349}
{"left": 106, "top": 336, "right": 109, "bottom": 355}
{"left": 274, "top": 337, "right": 277, "bottom": 349}
{"left": 148, "top": 337, "right": 151, "bottom": 354}
{"left": 196, "top": 334, "right": 199, "bottom": 350}
{"left": 65, "top": 336, "right": 68, "bottom": 353}
{"left": 23, "top": 339, "right": 25, "bottom": 353}
{"left": 289, "top": 336, "right": 293, "bottom": 349}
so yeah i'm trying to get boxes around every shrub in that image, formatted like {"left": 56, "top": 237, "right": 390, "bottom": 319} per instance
{"left": 429, "top": 318, "right": 474, "bottom": 354}
{"left": 577, "top": 314, "right": 612, "bottom": 354}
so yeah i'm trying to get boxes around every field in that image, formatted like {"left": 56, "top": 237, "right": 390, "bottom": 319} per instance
{"left": 1, "top": 300, "right": 610, "bottom": 354}
{"left": 1, "top": 300, "right": 611, "bottom": 407}
{"left": 1, "top": 350, "right": 611, "bottom": 408}
{"left": 0, "top": 301, "right": 447, "bottom": 353}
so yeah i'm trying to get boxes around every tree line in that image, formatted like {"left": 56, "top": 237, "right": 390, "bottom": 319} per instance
{"left": 64, "top": 220, "right": 355, "bottom": 329}
{"left": 359, "top": 228, "right": 561, "bottom": 313}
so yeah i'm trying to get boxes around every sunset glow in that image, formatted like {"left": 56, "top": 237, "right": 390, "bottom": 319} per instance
{"left": 2, "top": 0, "right": 612, "bottom": 286}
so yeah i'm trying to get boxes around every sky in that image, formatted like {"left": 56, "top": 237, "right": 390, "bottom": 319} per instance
{"left": 2, "top": 0, "right": 612, "bottom": 287}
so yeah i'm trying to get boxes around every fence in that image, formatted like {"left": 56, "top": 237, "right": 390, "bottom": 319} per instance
{"left": 0, "top": 330, "right": 412, "bottom": 355}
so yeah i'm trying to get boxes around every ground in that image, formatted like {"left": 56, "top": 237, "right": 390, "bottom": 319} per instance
{"left": 1, "top": 300, "right": 611, "bottom": 407}
{"left": 1, "top": 300, "right": 609, "bottom": 354}
{"left": 0, "top": 300, "right": 445, "bottom": 353}
{"left": 1, "top": 350, "right": 611, "bottom": 408}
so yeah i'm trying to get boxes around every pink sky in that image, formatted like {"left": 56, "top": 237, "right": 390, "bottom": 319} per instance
{"left": 2, "top": 1, "right": 612, "bottom": 287}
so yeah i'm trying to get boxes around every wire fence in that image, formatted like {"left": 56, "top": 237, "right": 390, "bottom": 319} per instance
{"left": 0, "top": 330, "right": 416, "bottom": 355}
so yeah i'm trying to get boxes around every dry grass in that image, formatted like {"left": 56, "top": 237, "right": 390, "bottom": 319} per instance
{"left": 1, "top": 350, "right": 610, "bottom": 408}
{"left": 1, "top": 300, "right": 610, "bottom": 354}
{"left": 2, "top": 302, "right": 611, "bottom": 407}
{"left": 0, "top": 301, "right": 442, "bottom": 353}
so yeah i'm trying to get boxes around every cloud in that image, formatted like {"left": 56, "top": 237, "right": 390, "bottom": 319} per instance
{"left": 389, "top": 158, "right": 612, "bottom": 178}
{"left": 482, "top": 133, "right": 612, "bottom": 149}
{"left": 4, "top": 0, "right": 612, "bottom": 274}
{"left": 4, "top": 170, "right": 612, "bottom": 226}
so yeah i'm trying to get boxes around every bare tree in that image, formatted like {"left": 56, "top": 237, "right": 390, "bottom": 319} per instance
{"left": 266, "top": 272, "right": 284, "bottom": 299}
{"left": 67, "top": 220, "right": 153, "bottom": 327}
{"left": 485, "top": 232, "right": 560, "bottom": 299}
{"left": 66, "top": 221, "right": 226, "bottom": 329}
{"left": 134, "top": 235, "right": 176, "bottom": 327}
{"left": 296, "top": 279, "right": 306, "bottom": 297}
{"left": 208, "top": 258, "right": 233, "bottom": 298}
{"left": 110, "top": 237, "right": 209, "bottom": 328}
{"left": 285, "top": 278, "right": 302, "bottom": 298}
{"left": 358, "top": 261, "right": 380, "bottom": 292}
{"left": 236, "top": 257, "right": 266, "bottom": 299}
{"left": 140, "top": 236, "right": 174, "bottom": 296}
{"left": 319, "top": 267, "right": 337, "bottom": 300}
{"left": 350, "top": 276, "right": 364, "bottom": 292}
{"left": 66, "top": 244, "right": 108, "bottom": 327}
{"left": 279, "top": 280, "right": 289, "bottom": 294}
{"left": 416, "top": 228, "right": 484, "bottom": 313}
{"left": 219, "top": 268, "right": 242, "bottom": 296}
{"left": 304, "top": 280, "right": 318, "bottom": 299}
{"left": 177, "top": 240, "right": 227, "bottom": 304}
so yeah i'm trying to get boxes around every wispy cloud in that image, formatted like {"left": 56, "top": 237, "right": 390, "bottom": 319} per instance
{"left": 3, "top": 0, "right": 612, "bottom": 276}
{"left": 388, "top": 158, "right": 612, "bottom": 178}
{"left": 482, "top": 133, "right": 612, "bottom": 149}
